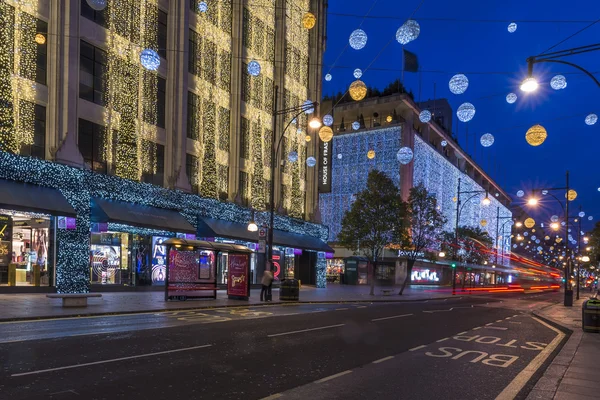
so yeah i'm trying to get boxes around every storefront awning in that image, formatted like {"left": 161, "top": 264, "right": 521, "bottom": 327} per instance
{"left": 197, "top": 217, "right": 333, "bottom": 253}
{"left": 0, "top": 179, "right": 76, "bottom": 217}
{"left": 91, "top": 198, "right": 196, "bottom": 234}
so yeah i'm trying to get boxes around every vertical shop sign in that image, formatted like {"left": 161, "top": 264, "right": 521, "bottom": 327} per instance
{"left": 0, "top": 215, "right": 12, "bottom": 266}
{"left": 227, "top": 254, "right": 249, "bottom": 299}
{"left": 318, "top": 139, "right": 332, "bottom": 193}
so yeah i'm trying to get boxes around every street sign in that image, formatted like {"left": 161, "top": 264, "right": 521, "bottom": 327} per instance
{"left": 259, "top": 228, "right": 267, "bottom": 239}
{"left": 258, "top": 240, "right": 266, "bottom": 253}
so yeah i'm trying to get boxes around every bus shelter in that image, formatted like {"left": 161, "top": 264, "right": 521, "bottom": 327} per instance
{"left": 163, "top": 238, "right": 252, "bottom": 301}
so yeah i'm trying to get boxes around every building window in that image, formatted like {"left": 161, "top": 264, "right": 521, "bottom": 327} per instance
{"left": 188, "top": 29, "right": 201, "bottom": 76}
{"left": 187, "top": 91, "right": 199, "bottom": 140}
{"left": 240, "top": 117, "right": 250, "bottom": 159}
{"left": 141, "top": 143, "right": 164, "bottom": 186}
{"left": 157, "top": 76, "right": 166, "bottom": 128}
{"left": 36, "top": 19, "right": 48, "bottom": 86}
{"left": 79, "top": 40, "right": 107, "bottom": 106}
{"left": 80, "top": 0, "right": 108, "bottom": 27}
{"left": 186, "top": 153, "right": 199, "bottom": 193}
{"left": 20, "top": 103, "right": 45, "bottom": 159}
{"left": 158, "top": 9, "right": 167, "bottom": 59}
{"left": 78, "top": 118, "right": 107, "bottom": 174}
{"left": 239, "top": 171, "right": 249, "bottom": 206}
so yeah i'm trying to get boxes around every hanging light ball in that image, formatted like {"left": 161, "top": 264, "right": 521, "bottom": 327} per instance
{"left": 397, "top": 147, "right": 414, "bottom": 165}
{"left": 550, "top": 75, "right": 567, "bottom": 90}
{"left": 367, "top": 150, "right": 376, "bottom": 159}
{"left": 386, "top": 115, "right": 393, "bottom": 123}
{"left": 349, "top": 29, "right": 368, "bottom": 50}
{"left": 353, "top": 68, "right": 363, "bottom": 79}
{"left": 579, "top": 211, "right": 586, "bottom": 218}
{"left": 197, "top": 1, "right": 208, "bottom": 12}
{"left": 480, "top": 133, "right": 495, "bottom": 147}
{"left": 419, "top": 110, "right": 432, "bottom": 123}
{"left": 322, "top": 114, "right": 334, "bottom": 127}
{"left": 480, "top": 219, "right": 488, "bottom": 227}
{"left": 589, "top": 216, "right": 594, "bottom": 221}
{"left": 507, "top": 22, "right": 517, "bottom": 33}
{"left": 532, "top": 235, "right": 537, "bottom": 241}
{"left": 525, "top": 124, "right": 547, "bottom": 146}
{"left": 306, "top": 156, "right": 317, "bottom": 167}
{"left": 337, "top": 154, "right": 343, "bottom": 160}
{"left": 34, "top": 33, "right": 46, "bottom": 45}
{"left": 441, "top": 140, "right": 448, "bottom": 147}
{"left": 395, "top": 19, "right": 420, "bottom": 45}
{"left": 288, "top": 151, "right": 298, "bottom": 163}
{"left": 303, "top": 100, "right": 315, "bottom": 114}
{"left": 352, "top": 121, "right": 360, "bottom": 130}
{"left": 551, "top": 215, "right": 559, "bottom": 223}
{"left": 566, "top": 189, "right": 577, "bottom": 201}
{"left": 302, "top": 12, "right": 316, "bottom": 29}
{"left": 140, "top": 49, "right": 160, "bottom": 71}
{"left": 318, "top": 126, "right": 334, "bottom": 142}
{"left": 456, "top": 102, "right": 476, "bottom": 122}
{"left": 524, "top": 232, "right": 529, "bottom": 237}
{"left": 349, "top": 80, "right": 367, "bottom": 101}
{"left": 525, "top": 218, "right": 535, "bottom": 229}
{"left": 86, "top": 0, "right": 107, "bottom": 11}
{"left": 516, "top": 190, "right": 524, "bottom": 198}
{"left": 449, "top": 74, "right": 469, "bottom": 95}
{"left": 248, "top": 60, "right": 261, "bottom": 77}
{"left": 305, "top": 135, "right": 311, "bottom": 142}
{"left": 542, "top": 190, "right": 548, "bottom": 195}
{"left": 506, "top": 93, "right": 517, "bottom": 104}
{"left": 325, "top": 73, "right": 332, "bottom": 82}
{"left": 545, "top": 236, "right": 550, "bottom": 241}
{"left": 585, "top": 113, "right": 598, "bottom": 126}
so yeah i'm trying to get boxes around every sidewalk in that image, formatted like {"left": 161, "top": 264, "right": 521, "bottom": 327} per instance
{"left": 527, "top": 293, "right": 600, "bottom": 400}
{"left": 0, "top": 284, "right": 453, "bottom": 322}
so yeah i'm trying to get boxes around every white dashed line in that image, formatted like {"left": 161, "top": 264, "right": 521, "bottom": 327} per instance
{"left": 371, "top": 313, "right": 413, "bottom": 322}
{"left": 315, "top": 370, "right": 352, "bottom": 383}
{"left": 436, "top": 338, "right": 449, "bottom": 342}
{"left": 485, "top": 326, "right": 508, "bottom": 331}
{"left": 409, "top": 345, "right": 427, "bottom": 352}
{"left": 496, "top": 320, "right": 503, "bottom": 322}
{"left": 485, "top": 323, "right": 493, "bottom": 326}
{"left": 372, "top": 356, "right": 394, "bottom": 364}
{"left": 457, "top": 331, "right": 468, "bottom": 335}
{"left": 473, "top": 327, "right": 482, "bottom": 330}
{"left": 267, "top": 324, "right": 345, "bottom": 337}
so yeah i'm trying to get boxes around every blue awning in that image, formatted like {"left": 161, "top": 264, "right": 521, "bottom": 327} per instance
{"left": 0, "top": 179, "right": 76, "bottom": 217}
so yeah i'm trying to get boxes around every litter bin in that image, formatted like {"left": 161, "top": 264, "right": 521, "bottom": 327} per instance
{"left": 582, "top": 299, "right": 600, "bottom": 332}
{"left": 564, "top": 289, "right": 574, "bottom": 307}
{"left": 280, "top": 279, "right": 299, "bottom": 301}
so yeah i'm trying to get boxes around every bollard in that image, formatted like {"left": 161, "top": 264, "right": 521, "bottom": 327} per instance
{"left": 8, "top": 263, "right": 16, "bottom": 286}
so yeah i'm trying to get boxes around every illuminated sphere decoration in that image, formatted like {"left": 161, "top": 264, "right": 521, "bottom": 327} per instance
{"left": 35, "top": 33, "right": 46, "bottom": 45}
{"left": 303, "top": 100, "right": 315, "bottom": 114}
{"left": 305, "top": 135, "right": 311, "bottom": 142}
{"left": 525, "top": 218, "right": 535, "bottom": 229}
{"left": 589, "top": 216, "right": 594, "bottom": 221}
{"left": 532, "top": 235, "right": 537, "bottom": 241}
{"left": 349, "top": 80, "right": 367, "bottom": 101}
{"left": 480, "top": 133, "right": 495, "bottom": 147}
{"left": 386, "top": 115, "right": 393, "bottom": 123}
{"left": 551, "top": 215, "right": 559, "bottom": 222}
{"left": 545, "top": 236, "right": 550, "bottom": 241}
{"left": 419, "top": 110, "right": 432, "bottom": 123}
{"left": 140, "top": 49, "right": 160, "bottom": 71}
{"left": 318, "top": 126, "right": 334, "bottom": 143}
{"left": 248, "top": 60, "right": 261, "bottom": 77}
{"left": 397, "top": 146, "right": 414, "bottom": 165}
{"left": 86, "top": 0, "right": 107, "bottom": 11}
{"left": 456, "top": 102, "right": 476, "bottom": 122}
{"left": 322, "top": 114, "right": 334, "bottom": 127}
{"left": 525, "top": 124, "right": 547, "bottom": 146}
{"left": 508, "top": 22, "right": 517, "bottom": 33}
{"left": 349, "top": 29, "right": 368, "bottom": 50}
{"left": 306, "top": 156, "right": 317, "bottom": 167}
{"left": 367, "top": 150, "right": 376, "bottom": 160}
{"left": 579, "top": 211, "right": 586, "bottom": 218}
{"left": 506, "top": 93, "right": 517, "bottom": 104}
{"left": 353, "top": 68, "right": 363, "bottom": 79}
{"left": 395, "top": 19, "right": 420, "bottom": 45}
{"left": 449, "top": 74, "right": 469, "bottom": 95}
{"left": 197, "top": 1, "right": 208, "bottom": 12}
{"left": 337, "top": 154, "right": 343, "bottom": 160}
{"left": 325, "top": 74, "right": 332, "bottom": 82}
{"left": 542, "top": 190, "right": 548, "bottom": 195}
{"left": 585, "top": 113, "right": 598, "bottom": 126}
{"left": 302, "top": 12, "right": 316, "bottom": 29}
{"left": 441, "top": 140, "right": 448, "bottom": 147}
{"left": 566, "top": 189, "right": 577, "bottom": 201}
{"left": 480, "top": 219, "right": 488, "bottom": 227}
{"left": 524, "top": 232, "right": 529, "bottom": 237}
{"left": 550, "top": 75, "right": 567, "bottom": 90}
{"left": 516, "top": 190, "right": 524, "bottom": 198}
{"left": 288, "top": 151, "right": 298, "bottom": 163}
{"left": 352, "top": 121, "right": 360, "bottom": 130}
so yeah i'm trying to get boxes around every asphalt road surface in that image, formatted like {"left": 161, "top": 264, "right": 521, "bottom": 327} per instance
{"left": 0, "top": 291, "right": 567, "bottom": 400}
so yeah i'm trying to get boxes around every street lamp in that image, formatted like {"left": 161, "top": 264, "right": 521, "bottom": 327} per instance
{"left": 439, "top": 251, "right": 446, "bottom": 258}
{"left": 309, "top": 117, "right": 322, "bottom": 129}
{"left": 527, "top": 197, "right": 538, "bottom": 206}
{"left": 520, "top": 77, "right": 539, "bottom": 93}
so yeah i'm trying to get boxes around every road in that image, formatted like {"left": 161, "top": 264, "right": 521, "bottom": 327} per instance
{"left": 0, "top": 291, "right": 567, "bottom": 400}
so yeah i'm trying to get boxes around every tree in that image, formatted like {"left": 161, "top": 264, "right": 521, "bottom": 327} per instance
{"left": 440, "top": 226, "right": 493, "bottom": 265}
{"left": 397, "top": 184, "right": 446, "bottom": 295}
{"left": 338, "top": 170, "right": 406, "bottom": 295}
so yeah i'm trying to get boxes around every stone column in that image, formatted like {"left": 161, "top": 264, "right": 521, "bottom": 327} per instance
{"left": 228, "top": 0, "right": 244, "bottom": 200}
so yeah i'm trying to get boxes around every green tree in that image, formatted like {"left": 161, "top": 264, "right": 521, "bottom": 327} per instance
{"left": 397, "top": 184, "right": 447, "bottom": 295}
{"left": 338, "top": 170, "right": 406, "bottom": 295}
{"left": 440, "top": 226, "right": 493, "bottom": 265}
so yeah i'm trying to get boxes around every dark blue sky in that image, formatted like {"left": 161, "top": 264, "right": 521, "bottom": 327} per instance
{"left": 323, "top": 0, "right": 600, "bottom": 232}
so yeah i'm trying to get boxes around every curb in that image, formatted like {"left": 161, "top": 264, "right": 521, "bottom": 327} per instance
{"left": 0, "top": 295, "right": 458, "bottom": 323}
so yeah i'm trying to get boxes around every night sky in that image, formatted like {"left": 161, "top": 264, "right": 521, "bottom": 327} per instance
{"left": 322, "top": 0, "right": 600, "bottom": 232}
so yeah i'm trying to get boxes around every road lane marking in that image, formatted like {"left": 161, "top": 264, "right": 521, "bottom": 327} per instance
{"left": 259, "top": 394, "right": 282, "bottom": 400}
{"left": 409, "top": 345, "right": 427, "bottom": 351}
{"left": 485, "top": 327, "right": 508, "bottom": 331}
{"left": 335, "top": 308, "right": 349, "bottom": 311}
{"left": 315, "top": 370, "right": 352, "bottom": 383}
{"left": 267, "top": 324, "right": 345, "bottom": 338}
{"left": 496, "top": 320, "right": 503, "bottom": 322}
{"left": 473, "top": 327, "right": 482, "bottom": 330}
{"left": 457, "top": 331, "right": 468, "bottom": 335}
{"left": 371, "top": 313, "right": 413, "bottom": 322}
{"left": 10, "top": 344, "right": 213, "bottom": 377}
{"left": 494, "top": 317, "right": 566, "bottom": 400}
{"left": 505, "top": 317, "right": 511, "bottom": 320}
{"left": 436, "top": 338, "right": 449, "bottom": 342}
{"left": 372, "top": 356, "right": 394, "bottom": 364}
{"left": 485, "top": 323, "right": 493, "bottom": 326}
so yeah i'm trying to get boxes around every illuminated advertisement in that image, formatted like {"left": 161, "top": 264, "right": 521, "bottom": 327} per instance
{"left": 227, "top": 254, "right": 249, "bottom": 299}
{"left": 152, "top": 236, "right": 168, "bottom": 284}
{"left": 411, "top": 268, "right": 440, "bottom": 283}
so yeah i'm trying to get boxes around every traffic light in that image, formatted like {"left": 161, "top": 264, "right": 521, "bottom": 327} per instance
{"left": 451, "top": 263, "right": 456, "bottom": 268}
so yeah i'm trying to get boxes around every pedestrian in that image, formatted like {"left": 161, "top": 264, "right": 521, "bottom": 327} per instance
{"left": 261, "top": 268, "right": 274, "bottom": 302}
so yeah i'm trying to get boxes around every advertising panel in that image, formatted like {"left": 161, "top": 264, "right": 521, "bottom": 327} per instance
{"left": 227, "top": 254, "right": 249, "bottom": 299}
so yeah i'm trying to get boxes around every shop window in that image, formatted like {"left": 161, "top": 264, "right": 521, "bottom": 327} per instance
{"left": 157, "top": 76, "right": 166, "bottom": 128}
{"left": 80, "top": 0, "right": 108, "bottom": 27}
{"left": 186, "top": 153, "right": 199, "bottom": 193}
{"left": 78, "top": 118, "right": 107, "bottom": 174}
{"left": 240, "top": 117, "right": 250, "bottom": 159}
{"left": 141, "top": 142, "right": 164, "bottom": 186}
{"left": 239, "top": 171, "right": 249, "bottom": 206}
{"left": 187, "top": 91, "right": 200, "bottom": 140}
{"left": 79, "top": 40, "right": 107, "bottom": 106}
{"left": 158, "top": 9, "right": 167, "bottom": 59}
{"left": 36, "top": 19, "right": 48, "bottom": 86}
{"left": 20, "top": 103, "right": 46, "bottom": 160}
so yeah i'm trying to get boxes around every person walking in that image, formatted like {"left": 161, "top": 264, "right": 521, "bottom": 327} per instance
{"left": 261, "top": 269, "right": 274, "bottom": 302}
